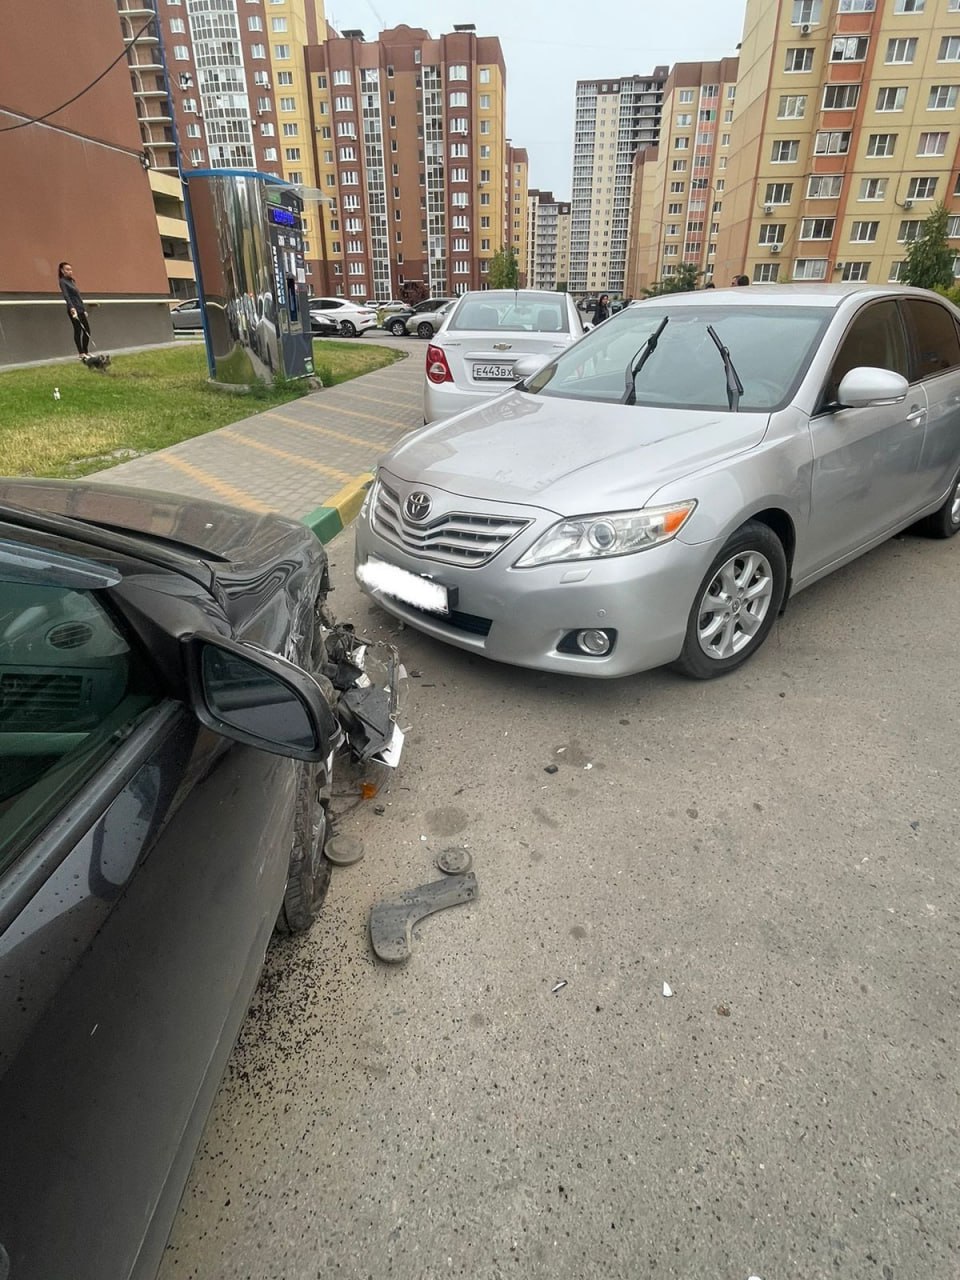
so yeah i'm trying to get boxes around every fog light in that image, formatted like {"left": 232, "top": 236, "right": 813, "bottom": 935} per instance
{"left": 576, "top": 628, "right": 612, "bottom": 656}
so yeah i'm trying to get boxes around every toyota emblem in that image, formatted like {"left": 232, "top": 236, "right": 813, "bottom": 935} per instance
{"left": 405, "top": 491, "right": 432, "bottom": 522}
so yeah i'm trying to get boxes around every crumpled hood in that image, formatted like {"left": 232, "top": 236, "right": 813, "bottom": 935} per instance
{"left": 385, "top": 390, "right": 769, "bottom": 512}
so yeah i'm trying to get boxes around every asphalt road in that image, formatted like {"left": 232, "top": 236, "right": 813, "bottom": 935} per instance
{"left": 159, "top": 521, "right": 960, "bottom": 1280}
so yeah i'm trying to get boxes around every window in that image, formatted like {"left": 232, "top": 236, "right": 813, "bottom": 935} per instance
{"left": 451, "top": 167, "right": 468, "bottom": 182}
{"left": 347, "top": 239, "right": 363, "bottom": 254}
{"left": 765, "top": 182, "right": 793, "bottom": 204}
{"left": 276, "top": 95, "right": 293, "bottom": 111}
{"left": 831, "top": 36, "right": 868, "bottom": 61}
{"left": 866, "top": 132, "right": 897, "bottom": 156}
{"left": 893, "top": 0, "right": 924, "bottom": 10}
{"left": 777, "top": 95, "right": 806, "bottom": 119}
{"left": 260, "top": 122, "right": 274, "bottom": 136}
{"left": 823, "top": 85, "right": 860, "bottom": 110}
{"left": 948, "top": 215, "right": 960, "bottom": 238}
{"left": 858, "top": 177, "right": 887, "bottom": 200}
{"left": 479, "top": 120, "right": 490, "bottom": 135}
{"left": 786, "top": 48, "right": 814, "bottom": 72}
{"left": 479, "top": 144, "right": 490, "bottom": 158}
{"left": 753, "top": 263, "right": 780, "bottom": 283}
{"left": 838, "top": 0, "right": 874, "bottom": 9}
{"left": 284, "top": 147, "right": 300, "bottom": 161}
{"left": 317, "top": 75, "right": 327, "bottom": 89}
{"left": 841, "top": 261, "right": 870, "bottom": 281}
{"left": 672, "top": 159, "right": 688, "bottom": 172}
{"left": 338, "top": 145, "right": 355, "bottom": 160}
{"left": 917, "top": 132, "right": 948, "bottom": 156}
{"left": 449, "top": 91, "right": 468, "bottom": 107}
{"left": 453, "top": 237, "right": 469, "bottom": 252}
{"left": 451, "top": 191, "right": 468, "bottom": 208}
{"left": 721, "top": 132, "right": 731, "bottom": 146}
{"left": 850, "top": 221, "right": 879, "bottom": 241}
{"left": 282, "top": 123, "right": 298, "bottom": 136}
{"left": 676, "top": 113, "right": 692, "bottom": 126}
{"left": 674, "top": 136, "right": 689, "bottom": 150}
{"left": 479, "top": 67, "right": 490, "bottom": 84}
{"left": 450, "top": 117, "right": 468, "bottom": 133}
{"left": 772, "top": 140, "right": 799, "bottom": 162}
{"left": 480, "top": 168, "right": 491, "bottom": 183}
{"left": 253, "top": 71, "right": 268, "bottom": 86}
{"left": 189, "top": 148, "right": 203, "bottom": 163}
{"left": 665, "top": 223, "right": 680, "bottom": 237}
{"left": 255, "top": 96, "right": 270, "bottom": 111}
{"left": 248, "top": 14, "right": 262, "bottom": 29}
{"left": 251, "top": 43, "right": 265, "bottom": 58}
{"left": 332, "top": 68, "right": 350, "bottom": 85}
{"left": 184, "top": 97, "right": 199, "bottom": 113}
{"left": 277, "top": 71, "right": 293, "bottom": 85}
{"left": 886, "top": 37, "right": 917, "bottom": 63}
{"left": 448, "top": 64, "right": 468, "bottom": 81}
{"left": 186, "top": 122, "right": 201, "bottom": 139}
{"left": 888, "top": 260, "right": 904, "bottom": 282}
{"left": 791, "top": 0, "right": 822, "bottom": 23}
{"left": 334, "top": 96, "right": 353, "bottom": 112}
{"left": 759, "top": 223, "right": 785, "bottom": 244}
{"left": 928, "top": 84, "right": 959, "bottom": 109}
{"left": 907, "top": 176, "right": 938, "bottom": 200}
{"left": 479, "top": 192, "right": 490, "bottom": 205}
{"left": 667, "top": 202, "right": 683, "bottom": 215}
{"left": 898, "top": 219, "right": 923, "bottom": 241}
{"left": 814, "top": 130, "right": 851, "bottom": 154}
{"left": 480, "top": 238, "right": 490, "bottom": 251}
{"left": 793, "top": 258, "right": 828, "bottom": 280}
{"left": 287, "top": 171, "right": 302, "bottom": 184}
{"left": 800, "top": 217, "right": 835, "bottom": 239}
{"left": 169, "top": 17, "right": 185, "bottom": 32}
{"left": 663, "top": 244, "right": 679, "bottom": 258}
{"left": 450, "top": 142, "right": 468, "bottom": 157}
{"left": 678, "top": 89, "right": 694, "bottom": 104}
{"left": 938, "top": 36, "right": 960, "bottom": 61}
{"left": 669, "top": 181, "right": 685, "bottom": 193}
{"left": 340, "top": 169, "right": 358, "bottom": 184}
{"left": 480, "top": 215, "right": 490, "bottom": 228}
{"left": 876, "top": 87, "right": 907, "bottom": 111}
{"left": 348, "top": 262, "right": 365, "bottom": 276}
{"left": 903, "top": 299, "right": 960, "bottom": 377}
{"left": 173, "top": 45, "right": 189, "bottom": 60}
{"left": 337, "top": 121, "right": 356, "bottom": 137}
{"left": 274, "top": 44, "right": 290, "bottom": 59}
{"left": 724, "top": 108, "right": 734, "bottom": 123}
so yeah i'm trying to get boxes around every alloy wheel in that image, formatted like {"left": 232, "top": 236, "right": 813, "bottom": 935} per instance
{"left": 697, "top": 550, "right": 774, "bottom": 661}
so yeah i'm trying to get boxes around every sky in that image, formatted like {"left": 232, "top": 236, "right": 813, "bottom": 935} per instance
{"left": 324, "top": 0, "right": 748, "bottom": 194}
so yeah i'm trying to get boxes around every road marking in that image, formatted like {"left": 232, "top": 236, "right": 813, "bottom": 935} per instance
{"left": 264, "top": 411, "right": 384, "bottom": 451}
{"left": 219, "top": 429, "right": 353, "bottom": 481}
{"left": 302, "top": 402, "right": 415, "bottom": 429}
{"left": 342, "top": 389, "right": 421, "bottom": 407}
{"left": 157, "top": 454, "right": 272, "bottom": 512}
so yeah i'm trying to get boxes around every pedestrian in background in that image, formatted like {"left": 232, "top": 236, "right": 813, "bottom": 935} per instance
{"left": 732, "top": 274, "right": 750, "bottom": 287}
{"left": 593, "top": 293, "right": 611, "bottom": 323}
{"left": 58, "top": 261, "right": 91, "bottom": 360}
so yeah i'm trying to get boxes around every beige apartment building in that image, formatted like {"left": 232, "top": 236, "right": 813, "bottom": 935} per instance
{"left": 527, "top": 190, "right": 573, "bottom": 289}
{"left": 625, "top": 58, "right": 740, "bottom": 293}
{"left": 716, "top": 0, "right": 960, "bottom": 286}
{"left": 305, "top": 24, "right": 513, "bottom": 299}
{"left": 507, "top": 145, "right": 530, "bottom": 283}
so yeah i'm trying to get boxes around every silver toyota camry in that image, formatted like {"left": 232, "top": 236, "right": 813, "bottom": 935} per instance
{"left": 356, "top": 285, "right": 960, "bottom": 679}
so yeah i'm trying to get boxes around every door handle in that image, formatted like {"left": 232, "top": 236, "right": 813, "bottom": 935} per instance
{"left": 906, "top": 406, "right": 927, "bottom": 424}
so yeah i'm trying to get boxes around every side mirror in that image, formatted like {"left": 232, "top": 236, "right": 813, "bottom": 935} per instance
{"left": 836, "top": 367, "right": 909, "bottom": 408}
{"left": 513, "top": 353, "right": 550, "bottom": 381}
{"left": 182, "top": 634, "right": 341, "bottom": 762}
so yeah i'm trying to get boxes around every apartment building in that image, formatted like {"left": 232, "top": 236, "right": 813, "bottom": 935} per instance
{"left": 305, "top": 24, "right": 512, "bottom": 299}
{"left": 527, "top": 190, "right": 573, "bottom": 289}
{"left": 716, "top": 0, "right": 960, "bottom": 286}
{"left": 150, "top": 169, "right": 196, "bottom": 298}
{"left": 507, "top": 145, "right": 530, "bottom": 283}
{"left": 569, "top": 69, "right": 668, "bottom": 296}
{"left": 625, "top": 58, "right": 740, "bottom": 293}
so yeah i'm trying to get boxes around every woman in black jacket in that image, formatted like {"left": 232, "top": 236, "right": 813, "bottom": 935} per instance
{"left": 592, "top": 294, "right": 611, "bottom": 324}
{"left": 58, "top": 262, "right": 91, "bottom": 359}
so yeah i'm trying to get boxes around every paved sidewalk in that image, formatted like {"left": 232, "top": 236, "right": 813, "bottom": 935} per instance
{"left": 94, "top": 338, "right": 424, "bottom": 534}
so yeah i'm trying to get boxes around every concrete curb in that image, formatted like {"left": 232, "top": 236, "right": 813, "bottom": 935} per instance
{"left": 302, "top": 472, "right": 375, "bottom": 544}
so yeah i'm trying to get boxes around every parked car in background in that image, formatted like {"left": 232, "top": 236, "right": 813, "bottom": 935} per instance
{"left": 170, "top": 298, "right": 202, "bottom": 331}
{"left": 310, "top": 309, "right": 341, "bottom": 338}
{"left": 358, "top": 284, "right": 960, "bottom": 680}
{"left": 0, "top": 477, "right": 399, "bottom": 1280}
{"left": 422, "top": 289, "right": 587, "bottom": 422}
{"left": 385, "top": 297, "right": 457, "bottom": 337}
{"left": 405, "top": 299, "right": 456, "bottom": 339}
{"left": 308, "top": 297, "right": 377, "bottom": 337}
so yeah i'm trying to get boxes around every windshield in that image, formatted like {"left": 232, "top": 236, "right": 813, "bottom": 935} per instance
{"left": 448, "top": 292, "right": 571, "bottom": 335}
{"left": 526, "top": 304, "right": 831, "bottom": 412}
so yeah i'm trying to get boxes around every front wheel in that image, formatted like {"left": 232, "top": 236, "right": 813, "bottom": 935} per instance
{"left": 275, "top": 760, "right": 331, "bottom": 934}
{"left": 672, "top": 521, "right": 787, "bottom": 679}
{"left": 340, "top": 320, "right": 357, "bottom": 338}
{"left": 920, "top": 467, "right": 960, "bottom": 539}
{"left": 417, "top": 321, "right": 434, "bottom": 339}
{"left": 388, "top": 319, "right": 407, "bottom": 336}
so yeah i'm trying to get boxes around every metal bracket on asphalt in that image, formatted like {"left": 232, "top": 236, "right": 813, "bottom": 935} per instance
{"left": 369, "top": 873, "right": 479, "bottom": 964}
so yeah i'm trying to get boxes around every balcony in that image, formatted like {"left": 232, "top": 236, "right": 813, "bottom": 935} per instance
{"left": 138, "top": 111, "right": 173, "bottom": 124}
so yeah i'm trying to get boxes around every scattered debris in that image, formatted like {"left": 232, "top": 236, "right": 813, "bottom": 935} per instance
{"left": 551, "top": 980, "right": 568, "bottom": 994}
{"left": 909, "top": 820, "right": 920, "bottom": 831}
{"left": 544, "top": 764, "right": 559, "bottom": 775}
{"left": 716, "top": 1003, "right": 731, "bottom": 1017}
{"left": 325, "top": 834, "right": 364, "bottom": 867}
{"left": 662, "top": 982, "right": 674, "bottom": 998}
{"left": 437, "top": 847, "right": 472, "bottom": 875}
{"left": 583, "top": 763, "right": 593, "bottom": 771}
{"left": 53, "top": 387, "right": 60, "bottom": 401}
{"left": 370, "top": 873, "right": 479, "bottom": 964}
{"left": 373, "top": 805, "right": 386, "bottom": 816}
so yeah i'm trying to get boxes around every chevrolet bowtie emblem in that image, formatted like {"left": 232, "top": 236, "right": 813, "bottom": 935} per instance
{"left": 493, "top": 342, "right": 512, "bottom": 351}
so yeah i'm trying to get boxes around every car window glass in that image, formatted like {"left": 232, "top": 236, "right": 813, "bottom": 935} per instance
{"left": 825, "top": 301, "right": 910, "bottom": 404}
{"left": 901, "top": 299, "right": 960, "bottom": 380}
{"left": 0, "top": 579, "right": 160, "bottom": 873}
{"left": 448, "top": 295, "right": 570, "bottom": 333}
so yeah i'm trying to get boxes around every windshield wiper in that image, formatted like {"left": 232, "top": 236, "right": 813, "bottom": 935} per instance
{"left": 622, "top": 316, "right": 668, "bottom": 405}
{"left": 706, "top": 324, "right": 744, "bottom": 412}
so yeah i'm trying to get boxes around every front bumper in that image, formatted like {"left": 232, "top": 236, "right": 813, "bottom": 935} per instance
{"left": 354, "top": 498, "right": 718, "bottom": 679}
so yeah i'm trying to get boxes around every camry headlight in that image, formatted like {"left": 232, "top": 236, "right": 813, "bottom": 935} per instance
{"left": 514, "top": 501, "right": 697, "bottom": 568}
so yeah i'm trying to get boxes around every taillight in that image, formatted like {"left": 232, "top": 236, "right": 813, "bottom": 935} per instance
{"left": 426, "top": 344, "right": 453, "bottom": 385}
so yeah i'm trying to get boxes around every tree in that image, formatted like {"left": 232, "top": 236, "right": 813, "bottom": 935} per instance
{"left": 643, "top": 261, "right": 702, "bottom": 297}
{"left": 901, "top": 203, "right": 956, "bottom": 291}
{"left": 488, "top": 245, "right": 520, "bottom": 289}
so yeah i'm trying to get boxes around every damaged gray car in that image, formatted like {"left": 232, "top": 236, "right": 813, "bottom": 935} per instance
{"left": 0, "top": 478, "right": 401, "bottom": 1280}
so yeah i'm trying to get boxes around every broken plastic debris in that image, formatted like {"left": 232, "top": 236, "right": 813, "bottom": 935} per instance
{"left": 369, "top": 873, "right": 479, "bottom": 963}
{"left": 544, "top": 764, "right": 559, "bottom": 775}
{"left": 360, "top": 781, "right": 379, "bottom": 800}
{"left": 584, "top": 763, "right": 593, "bottom": 771}
{"left": 325, "top": 835, "right": 364, "bottom": 867}
{"left": 662, "top": 982, "right": 673, "bottom": 998}
{"left": 551, "top": 980, "right": 567, "bottom": 994}
{"left": 373, "top": 723, "right": 405, "bottom": 768}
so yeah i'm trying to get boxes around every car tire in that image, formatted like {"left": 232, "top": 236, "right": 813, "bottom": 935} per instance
{"left": 672, "top": 520, "right": 787, "bottom": 680}
{"left": 417, "top": 322, "right": 434, "bottom": 339}
{"left": 919, "top": 467, "right": 960, "bottom": 539}
{"left": 275, "top": 759, "right": 332, "bottom": 934}
{"left": 388, "top": 319, "right": 407, "bottom": 336}
{"left": 340, "top": 320, "right": 357, "bottom": 338}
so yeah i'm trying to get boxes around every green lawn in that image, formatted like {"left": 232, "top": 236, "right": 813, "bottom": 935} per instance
{"left": 0, "top": 340, "right": 402, "bottom": 479}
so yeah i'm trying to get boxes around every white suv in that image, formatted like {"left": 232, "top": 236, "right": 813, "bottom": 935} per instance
{"left": 309, "top": 297, "right": 378, "bottom": 338}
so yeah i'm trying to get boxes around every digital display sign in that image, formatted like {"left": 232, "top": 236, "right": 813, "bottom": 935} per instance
{"left": 268, "top": 205, "right": 299, "bottom": 229}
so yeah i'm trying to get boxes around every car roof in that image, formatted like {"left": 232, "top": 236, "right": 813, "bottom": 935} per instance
{"left": 456, "top": 289, "right": 570, "bottom": 302}
{"left": 631, "top": 283, "right": 947, "bottom": 310}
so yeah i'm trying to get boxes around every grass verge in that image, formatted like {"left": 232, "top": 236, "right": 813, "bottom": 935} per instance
{"left": 0, "top": 340, "right": 402, "bottom": 478}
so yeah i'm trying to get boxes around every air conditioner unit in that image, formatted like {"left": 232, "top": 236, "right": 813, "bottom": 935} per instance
{"left": 769, "top": 243, "right": 781, "bottom": 254}
{"left": 902, "top": 198, "right": 913, "bottom": 210}
{"left": 801, "top": 22, "right": 811, "bottom": 35}
{"left": 763, "top": 204, "right": 773, "bottom": 215}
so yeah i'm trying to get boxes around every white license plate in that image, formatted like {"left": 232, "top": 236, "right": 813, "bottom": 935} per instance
{"left": 357, "top": 559, "right": 449, "bottom": 615}
{"left": 473, "top": 363, "right": 514, "bottom": 380}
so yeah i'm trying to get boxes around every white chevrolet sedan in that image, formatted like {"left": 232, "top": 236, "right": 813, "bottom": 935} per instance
{"left": 423, "top": 289, "right": 587, "bottom": 423}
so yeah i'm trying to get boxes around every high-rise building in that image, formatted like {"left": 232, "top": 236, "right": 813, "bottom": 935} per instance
{"left": 625, "top": 58, "right": 740, "bottom": 293}
{"left": 507, "top": 145, "right": 529, "bottom": 283}
{"left": 569, "top": 68, "right": 668, "bottom": 297}
{"left": 526, "top": 190, "right": 573, "bottom": 289}
{"left": 305, "top": 24, "right": 514, "bottom": 300}
{"left": 716, "top": 0, "right": 960, "bottom": 287}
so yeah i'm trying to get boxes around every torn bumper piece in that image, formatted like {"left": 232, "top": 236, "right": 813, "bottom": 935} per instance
{"left": 324, "top": 625, "right": 404, "bottom": 767}
{"left": 370, "top": 873, "right": 479, "bottom": 964}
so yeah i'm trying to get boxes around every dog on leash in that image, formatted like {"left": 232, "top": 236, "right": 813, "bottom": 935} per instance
{"left": 82, "top": 353, "right": 111, "bottom": 371}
